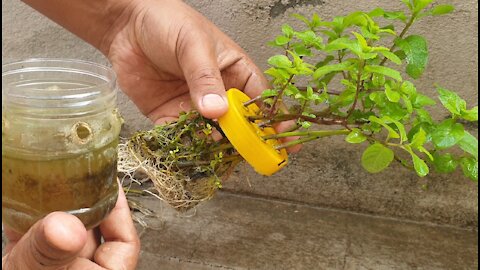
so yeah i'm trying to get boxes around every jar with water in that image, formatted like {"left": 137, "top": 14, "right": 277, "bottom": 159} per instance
{"left": 2, "top": 59, "right": 122, "bottom": 233}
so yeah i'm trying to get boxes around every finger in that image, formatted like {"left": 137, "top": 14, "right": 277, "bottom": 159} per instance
{"left": 67, "top": 257, "right": 105, "bottom": 270}
{"left": 274, "top": 121, "right": 302, "bottom": 153}
{"left": 3, "top": 225, "right": 24, "bottom": 253}
{"left": 78, "top": 228, "right": 101, "bottom": 259}
{"left": 221, "top": 55, "right": 270, "bottom": 99}
{"left": 177, "top": 26, "right": 228, "bottom": 119}
{"left": 2, "top": 212, "right": 87, "bottom": 269}
{"left": 95, "top": 186, "right": 140, "bottom": 270}
{"left": 154, "top": 116, "right": 181, "bottom": 125}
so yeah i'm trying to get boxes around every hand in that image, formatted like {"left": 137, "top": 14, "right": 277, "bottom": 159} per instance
{"left": 2, "top": 187, "right": 140, "bottom": 270}
{"left": 106, "top": 0, "right": 269, "bottom": 124}
{"left": 106, "top": 0, "right": 301, "bottom": 151}
{"left": 21, "top": 0, "right": 300, "bottom": 152}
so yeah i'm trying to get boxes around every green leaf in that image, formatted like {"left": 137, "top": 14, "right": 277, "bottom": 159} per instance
{"left": 408, "top": 122, "right": 433, "bottom": 142}
{"left": 413, "top": 0, "right": 434, "bottom": 13}
{"left": 401, "top": 0, "right": 413, "bottom": 10}
{"left": 378, "top": 27, "right": 397, "bottom": 36}
{"left": 395, "top": 35, "right": 428, "bottom": 79}
{"left": 284, "top": 84, "right": 300, "bottom": 96}
{"left": 432, "top": 152, "right": 458, "bottom": 173}
{"left": 291, "top": 13, "right": 310, "bottom": 26}
{"left": 430, "top": 4, "right": 454, "bottom": 15}
{"left": 346, "top": 129, "right": 367, "bottom": 144}
{"left": 458, "top": 131, "right": 478, "bottom": 159}
{"left": 461, "top": 106, "right": 478, "bottom": 121}
{"left": 380, "top": 102, "right": 408, "bottom": 120}
{"left": 369, "top": 92, "right": 387, "bottom": 107}
{"left": 369, "top": 116, "right": 400, "bottom": 139}
{"left": 296, "top": 30, "right": 323, "bottom": 48}
{"left": 352, "top": 32, "right": 369, "bottom": 50}
{"left": 411, "top": 151, "right": 430, "bottom": 177}
{"left": 361, "top": 143, "right": 395, "bottom": 173}
{"left": 460, "top": 156, "right": 478, "bottom": 181}
{"left": 368, "top": 8, "right": 384, "bottom": 17}
{"left": 437, "top": 86, "right": 466, "bottom": 115}
{"left": 261, "top": 89, "right": 278, "bottom": 98}
{"left": 274, "top": 35, "right": 290, "bottom": 46}
{"left": 369, "top": 8, "right": 407, "bottom": 22}
{"left": 264, "top": 67, "right": 290, "bottom": 82}
{"left": 364, "top": 65, "right": 402, "bottom": 81}
{"left": 410, "top": 128, "right": 427, "bottom": 148}
{"left": 282, "top": 24, "right": 294, "bottom": 37}
{"left": 415, "top": 108, "right": 433, "bottom": 124}
{"left": 315, "top": 55, "right": 335, "bottom": 68}
{"left": 383, "top": 11, "right": 407, "bottom": 22}
{"left": 380, "top": 50, "right": 402, "bottom": 65}
{"left": 402, "top": 95, "right": 414, "bottom": 113}
{"left": 325, "top": 38, "right": 361, "bottom": 54}
{"left": 310, "top": 13, "right": 322, "bottom": 28}
{"left": 268, "top": 55, "right": 293, "bottom": 68}
{"left": 292, "top": 44, "right": 313, "bottom": 57}
{"left": 413, "top": 94, "right": 436, "bottom": 108}
{"left": 384, "top": 115, "right": 407, "bottom": 143}
{"left": 437, "top": 87, "right": 477, "bottom": 121}
{"left": 385, "top": 83, "right": 401, "bottom": 102}
{"left": 431, "top": 119, "right": 465, "bottom": 149}
{"left": 313, "top": 61, "right": 353, "bottom": 80}
{"left": 343, "top": 12, "right": 369, "bottom": 27}
{"left": 300, "top": 120, "right": 312, "bottom": 129}
{"left": 372, "top": 74, "right": 386, "bottom": 87}
{"left": 400, "top": 81, "right": 417, "bottom": 96}
{"left": 418, "top": 146, "right": 433, "bottom": 161}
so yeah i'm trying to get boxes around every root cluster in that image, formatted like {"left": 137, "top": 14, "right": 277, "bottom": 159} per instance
{"left": 117, "top": 112, "right": 242, "bottom": 211}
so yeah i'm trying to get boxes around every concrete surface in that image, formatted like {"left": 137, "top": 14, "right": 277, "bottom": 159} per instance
{"left": 2, "top": 0, "right": 478, "bottom": 226}
{"left": 223, "top": 136, "right": 479, "bottom": 228}
{"left": 134, "top": 192, "right": 478, "bottom": 270}
{"left": 3, "top": 191, "right": 477, "bottom": 269}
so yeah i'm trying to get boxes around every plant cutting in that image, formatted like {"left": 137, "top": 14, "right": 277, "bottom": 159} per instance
{"left": 119, "top": 0, "right": 478, "bottom": 212}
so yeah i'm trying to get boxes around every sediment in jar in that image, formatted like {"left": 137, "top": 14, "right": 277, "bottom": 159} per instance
{"left": 2, "top": 139, "right": 119, "bottom": 234}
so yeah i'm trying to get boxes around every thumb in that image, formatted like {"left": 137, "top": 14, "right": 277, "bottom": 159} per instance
{"left": 2, "top": 212, "right": 87, "bottom": 269}
{"left": 178, "top": 31, "right": 228, "bottom": 119}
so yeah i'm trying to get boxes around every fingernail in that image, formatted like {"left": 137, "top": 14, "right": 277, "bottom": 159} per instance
{"left": 202, "top": 94, "right": 227, "bottom": 110}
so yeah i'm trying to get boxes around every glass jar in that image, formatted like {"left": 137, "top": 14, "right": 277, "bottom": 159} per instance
{"left": 2, "top": 59, "right": 122, "bottom": 234}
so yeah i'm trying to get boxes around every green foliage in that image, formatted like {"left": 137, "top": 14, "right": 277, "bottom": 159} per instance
{"left": 361, "top": 143, "right": 395, "bottom": 173}
{"left": 258, "top": 0, "right": 477, "bottom": 181}
{"left": 395, "top": 35, "right": 428, "bottom": 79}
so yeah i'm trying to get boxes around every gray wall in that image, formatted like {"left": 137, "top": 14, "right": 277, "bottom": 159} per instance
{"left": 2, "top": 0, "right": 478, "bottom": 227}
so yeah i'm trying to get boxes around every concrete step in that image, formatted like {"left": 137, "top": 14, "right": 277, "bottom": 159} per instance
{"left": 135, "top": 191, "right": 478, "bottom": 270}
{"left": 221, "top": 136, "right": 478, "bottom": 228}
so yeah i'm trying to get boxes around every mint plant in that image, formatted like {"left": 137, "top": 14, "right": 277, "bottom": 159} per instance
{"left": 120, "top": 0, "right": 477, "bottom": 213}
{"left": 253, "top": 0, "right": 478, "bottom": 181}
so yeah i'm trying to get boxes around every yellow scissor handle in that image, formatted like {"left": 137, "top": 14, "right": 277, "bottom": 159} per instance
{"left": 218, "top": 88, "right": 288, "bottom": 176}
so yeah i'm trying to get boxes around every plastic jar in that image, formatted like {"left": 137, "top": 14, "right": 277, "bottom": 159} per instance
{"left": 2, "top": 59, "right": 122, "bottom": 234}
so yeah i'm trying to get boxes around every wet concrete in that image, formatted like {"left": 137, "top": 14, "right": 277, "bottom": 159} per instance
{"left": 135, "top": 192, "right": 478, "bottom": 270}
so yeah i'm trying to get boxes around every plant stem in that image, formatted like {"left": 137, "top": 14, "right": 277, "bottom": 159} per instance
{"left": 243, "top": 95, "right": 262, "bottom": 107}
{"left": 268, "top": 75, "right": 295, "bottom": 116}
{"left": 264, "top": 129, "right": 350, "bottom": 140}
{"left": 380, "top": 14, "right": 415, "bottom": 66}
{"left": 274, "top": 129, "right": 350, "bottom": 149}
{"left": 257, "top": 113, "right": 348, "bottom": 126}
{"left": 346, "top": 60, "right": 365, "bottom": 118}
{"left": 297, "top": 86, "right": 341, "bottom": 96}
{"left": 338, "top": 51, "right": 348, "bottom": 79}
